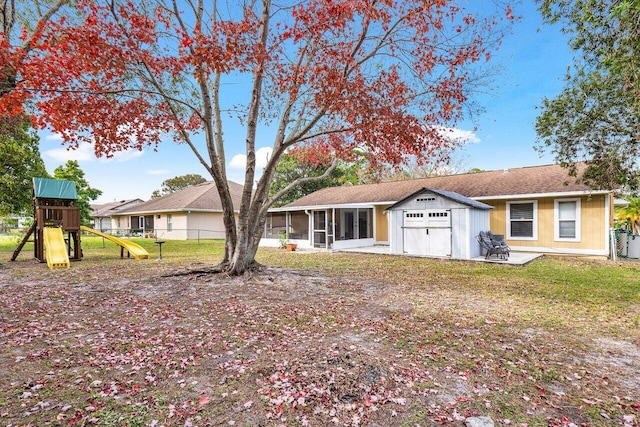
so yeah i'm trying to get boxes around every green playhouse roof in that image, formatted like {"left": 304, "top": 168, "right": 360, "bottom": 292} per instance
{"left": 32, "top": 178, "right": 78, "bottom": 200}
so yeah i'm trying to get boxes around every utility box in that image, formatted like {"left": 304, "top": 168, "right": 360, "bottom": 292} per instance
{"left": 628, "top": 234, "right": 640, "bottom": 259}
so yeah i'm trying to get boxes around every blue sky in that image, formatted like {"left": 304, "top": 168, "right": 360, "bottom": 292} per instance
{"left": 37, "top": 1, "right": 572, "bottom": 204}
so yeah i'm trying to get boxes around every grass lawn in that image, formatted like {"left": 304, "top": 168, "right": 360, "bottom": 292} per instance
{"left": 1, "top": 235, "right": 639, "bottom": 426}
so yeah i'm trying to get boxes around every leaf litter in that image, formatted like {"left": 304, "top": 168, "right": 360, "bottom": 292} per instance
{"left": 0, "top": 259, "right": 638, "bottom": 426}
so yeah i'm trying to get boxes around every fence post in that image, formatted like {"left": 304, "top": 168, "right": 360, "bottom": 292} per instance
{"left": 610, "top": 228, "right": 616, "bottom": 261}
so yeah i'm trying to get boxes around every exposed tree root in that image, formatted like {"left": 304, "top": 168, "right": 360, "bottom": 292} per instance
{"left": 161, "top": 261, "right": 266, "bottom": 279}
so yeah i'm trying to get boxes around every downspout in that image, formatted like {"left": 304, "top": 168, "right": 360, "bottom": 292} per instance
{"left": 186, "top": 210, "right": 190, "bottom": 241}
{"left": 304, "top": 210, "right": 311, "bottom": 247}
{"left": 604, "top": 194, "right": 611, "bottom": 257}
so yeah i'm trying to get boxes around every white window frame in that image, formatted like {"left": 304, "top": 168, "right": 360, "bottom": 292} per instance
{"left": 554, "top": 198, "right": 581, "bottom": 242}
{"left": 506, "top": 200, "right": 538, "bottom": 240}
{"left": 167, "top": 214, "right": 173, "bottom": 232}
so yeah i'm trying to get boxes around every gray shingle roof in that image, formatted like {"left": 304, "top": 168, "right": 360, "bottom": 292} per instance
{"left": 117, "top": 181, "right": 244, "bottom": 214}
{"left": 284, "top": 163, "right": 602, "bottom": 208}
{"left": 385, "top": 187, "right": 494, "bottom": 210}
{"left": 91, "top": 199, "right": 143, "bottom": 217}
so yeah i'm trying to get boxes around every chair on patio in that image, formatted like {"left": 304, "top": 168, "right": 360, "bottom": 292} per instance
{"left": 487, "top": 231, "right": 510, "bottom": 248}
{"left": 477, "top": 231, "right": 510, "bottom": 260}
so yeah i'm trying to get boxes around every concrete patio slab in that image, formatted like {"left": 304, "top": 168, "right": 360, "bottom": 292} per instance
{"left": 335, "top": 245, "right": 543, "bottom": 265}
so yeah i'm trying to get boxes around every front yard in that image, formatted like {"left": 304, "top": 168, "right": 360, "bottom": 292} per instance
{"left": 1, "top": 237, "right": 639, "bottom": 426}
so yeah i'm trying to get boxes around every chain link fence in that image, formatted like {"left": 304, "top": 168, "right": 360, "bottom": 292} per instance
{"left": 2, "top": 226, "right": 225, "bottom": 243}
{"left": 104, "top": 228, "right": 226, "bottom": 242}
{"left": 613, "top": 229, "right": 640, "bottom": 259}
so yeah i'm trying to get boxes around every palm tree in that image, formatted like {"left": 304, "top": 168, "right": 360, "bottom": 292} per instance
{"left": 616, "top": 198, "right": 640, "bottom": 235}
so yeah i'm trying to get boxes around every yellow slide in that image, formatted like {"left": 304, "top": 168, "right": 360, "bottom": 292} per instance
{"left": 80, "top": 226, "right": 149, "bottom": 260}
{"left": 43, "top": 227, "right": 71, "bottom": 269}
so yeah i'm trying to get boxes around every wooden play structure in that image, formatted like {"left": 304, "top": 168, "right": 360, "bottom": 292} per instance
{"left": 12, "top": 178, "right": 81, "bottom": 268}
{"left": 11, "top": 177, "right": 149, "bottom": 268}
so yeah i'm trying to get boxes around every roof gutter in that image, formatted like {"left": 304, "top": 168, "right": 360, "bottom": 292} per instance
{"left": 113, "top": 208, "right": 237, "bottom": 215}
{"left": 473, "top": 189, "right": 610, "bottom": 202}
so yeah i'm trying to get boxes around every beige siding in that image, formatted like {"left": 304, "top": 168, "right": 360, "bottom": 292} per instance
{"left": 186, "top": 212, "right": 221, "bottom": 230}
{"left": 487, "top": 195, "right": 607, "bottom": 253}
{"left": 152, "top": 211, "right": 226, "bottom": 240}
{"left": 186, "top": 212, "right": 226, "bottom": 239}
{"left": 110, "top": 215, "right": 128, "bottom": 235}
{"left": 157, "top": 213, "right": 188, "bottom": 240}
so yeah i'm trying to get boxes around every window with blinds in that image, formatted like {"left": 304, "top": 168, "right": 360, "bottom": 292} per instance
{"left": 555, "top": 198, "right": 580, "bottom": 241}
{"left": 507, "top": 201, "right": 537, "bottom": 239}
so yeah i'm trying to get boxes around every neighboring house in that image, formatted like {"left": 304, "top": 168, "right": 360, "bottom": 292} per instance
{"left": 111, "top": 181, "right": 244, "bottom": 240}
{"left": 261, "top": 163, "right": 615, "bottom": 258}
{"left": 90, "top": 199, "right": 144, "bottom": 233}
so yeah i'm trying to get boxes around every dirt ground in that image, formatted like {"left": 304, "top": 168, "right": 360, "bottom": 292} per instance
{"left": 0, "top": 258, "right": 639, "bottom": 426}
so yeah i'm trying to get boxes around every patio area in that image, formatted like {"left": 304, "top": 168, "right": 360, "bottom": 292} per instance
{"left": 336, "top": 245, "right": 543, "bottom": 266}
{"left": 469, "top": 251, "right": 544, "bottom": 265}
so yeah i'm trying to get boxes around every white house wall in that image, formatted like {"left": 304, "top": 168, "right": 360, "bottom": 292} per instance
{"left": 450, "top": 208, "right": 468, "bottom": 259}
{"left": 388, "top": 210, "right": 404, "bottom": 254}
{"left": 471, "top": 208, "right": 490, "bottom": 258}
{"left": 451, "top": 208, "right": 491, "bottom": 259}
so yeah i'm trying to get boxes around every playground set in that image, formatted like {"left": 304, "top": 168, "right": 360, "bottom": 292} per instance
{"left": 11, "top": 178, "right": 149, "bottom": 269}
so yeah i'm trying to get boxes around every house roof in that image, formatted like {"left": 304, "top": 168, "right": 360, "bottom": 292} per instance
{"left": 116, "top": 181, "right": 244, "bottom": 215}
{"left": 284, "top": 163, "right": 605, "bottom": 208}
{"left": 91, "top": 199, "right": 144, "bottom": 218}
{"left": 386, "top": 188, "right": 495, "bottom": 211}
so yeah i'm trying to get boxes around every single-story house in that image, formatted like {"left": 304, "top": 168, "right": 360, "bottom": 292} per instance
{"left": 260, "top": 163, "right": 615, "bottom": 258}
{"left": 90, "top": 198, "right": 144, "bottom": 233}
{"left": 110, "top": 181, "right": 243, "bottom": 240}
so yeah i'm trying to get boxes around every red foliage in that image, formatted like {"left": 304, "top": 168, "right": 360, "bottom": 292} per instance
{"left": 0, "top": 0, "right": 513, "bottom": 168}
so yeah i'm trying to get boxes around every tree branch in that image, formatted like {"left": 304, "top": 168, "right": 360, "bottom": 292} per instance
{"left": 261, "top": 157, "right": 339, "bottom": 214}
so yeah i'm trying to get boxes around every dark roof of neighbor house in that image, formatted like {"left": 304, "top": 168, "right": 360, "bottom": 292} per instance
{"left": 284, "top": 163, "right": 602, "bottom": 208}
{"left": 116, "top": 181, "right": 244, "bottom": 214}
{"left": 91, "top": 199, "right": 144, "bottom": 218}
{"left": 386, "top": 188, "right": 495, "bottom": 211}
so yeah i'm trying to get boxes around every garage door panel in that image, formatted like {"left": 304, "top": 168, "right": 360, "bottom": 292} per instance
{"left": 403, "top": 210, "right": 451, "bottom": 257}
{"left": 404, "top": 228, "right": 427, "bottom": 255}
{"left": 426, "top": 210, "right": 450, "bottom": 227}
{"left": 427, "top": 227, "right": 450, "bottom": 256}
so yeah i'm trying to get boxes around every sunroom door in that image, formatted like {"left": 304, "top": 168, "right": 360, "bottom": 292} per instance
{"left": 312, "top": 210, "right": 327, "bottom": 248}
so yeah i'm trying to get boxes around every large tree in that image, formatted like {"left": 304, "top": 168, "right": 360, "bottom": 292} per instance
{"left": 535, "top": 0, "right": 640, "bottom": 191}
{"left": 52, "top": 160, "right": 102, "bottom": 226}
{"left": 0, "top": 0, "right": 513, "bottom": 274}
{"left": 0, "top": 1, "right": 66, "bottom": 216}
{"left": 151, "top": 173, "right": 207, "bottom": 199}
{"left": 0, "top": 117, "right": 49, "bottom": 216}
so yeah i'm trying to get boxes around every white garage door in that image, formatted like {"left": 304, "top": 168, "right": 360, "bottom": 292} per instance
{"left": 403, "top": 210, "right": 451, "bottom": 257}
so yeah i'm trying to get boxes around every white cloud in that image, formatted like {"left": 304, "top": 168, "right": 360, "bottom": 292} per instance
{"left": 43, "top": 126, "right": 144, "bottom": 162}
{"left": 44, "top": 142, "right": 94, "bottom": 162}
{"left": 229, "top": 147, "right": 273, "bottom": 170}
{"left": 229, "top": 154, "right": 246, "bottom": 169}
{"left": 43, "top": 135, "right": 144, "bottom": 163}
{"left": 436, "top": 127, "right": 481, "bottom": 144}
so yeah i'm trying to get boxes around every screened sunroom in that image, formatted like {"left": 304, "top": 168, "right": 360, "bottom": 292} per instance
{"left": 262, "top": 205, "right": 376, "bottom": 250}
